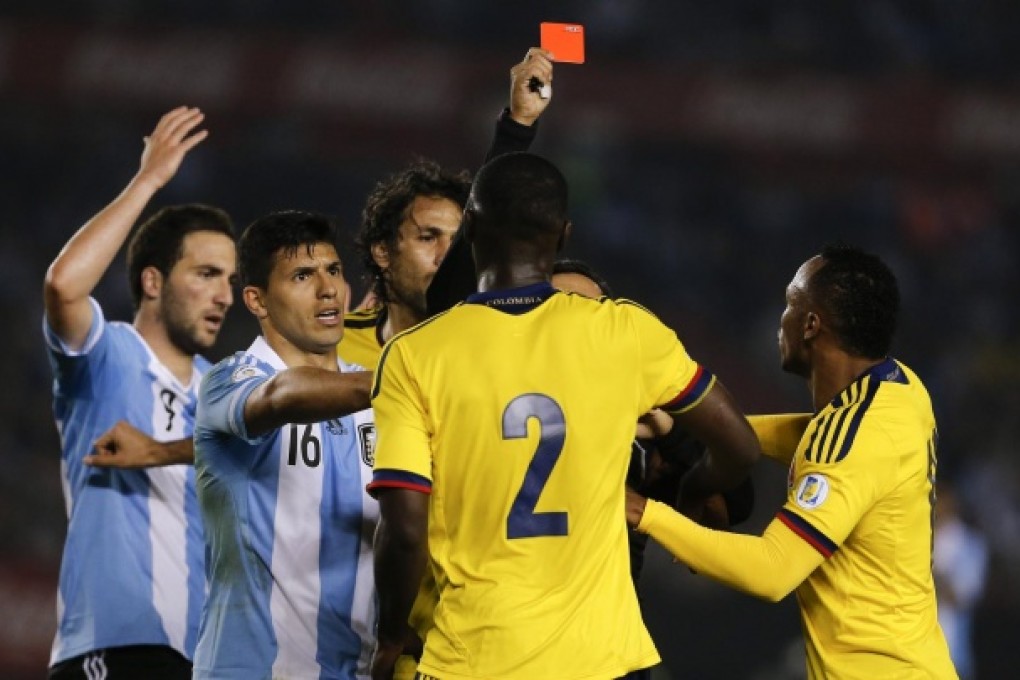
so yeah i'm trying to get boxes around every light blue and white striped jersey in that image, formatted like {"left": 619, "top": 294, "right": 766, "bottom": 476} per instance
{"left": 193, "top": 336, "right": 378, "bottom": 680}
{"left": 44, "top": 297, "right": 207, "bottom": 666}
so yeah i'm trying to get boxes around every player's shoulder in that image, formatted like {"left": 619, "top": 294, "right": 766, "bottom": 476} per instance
{"left": 803, "top": 358, "right": 929, "bottom": 465}
{"left": 203, "top": 351, "right": 275, "bottom": 392}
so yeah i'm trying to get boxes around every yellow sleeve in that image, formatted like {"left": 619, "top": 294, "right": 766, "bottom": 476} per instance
{"left": 367, "top": 339, "right": 433, "bottom": 495}
{"left": 638, "top": 499, "right": 824, "bottom": 602}
{"left": 747, "top": 414, "right": 811, "bottom": 465}
{"left": 619, "top": 300, "right": 714, "bottom": 413}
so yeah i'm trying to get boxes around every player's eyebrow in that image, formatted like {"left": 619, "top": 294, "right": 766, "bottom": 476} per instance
{"left": 408, "top": 210, "right": 458, "bottom": 234}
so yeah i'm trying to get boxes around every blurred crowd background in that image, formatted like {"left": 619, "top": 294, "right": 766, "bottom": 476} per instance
{"left": 2, "top": 2, "right": 1018, "bottom": 678}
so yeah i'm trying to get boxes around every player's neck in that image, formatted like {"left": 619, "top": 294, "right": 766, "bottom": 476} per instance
{"left": 809, "top": 348, "right": 885, "bottom": 411}
{"left": 476, "top": 262, "right": 550, "bottom": 293}
{"left": 381, "top": 302, "right": 423, "bottom": 342}
{"left": 261, "top": 325, "right": 339, "bottom": 371}
{"left": 133, "top": 312, "right": 195, "bottom": 384}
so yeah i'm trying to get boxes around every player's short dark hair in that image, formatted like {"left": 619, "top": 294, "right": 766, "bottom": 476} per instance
{"left": 126, "top": 204, "right": 234, "bottom": 310}
{"left": 357, "top": 158, "right": 471, "bottom": 302}
{"left": 552, "top": 259, "right": 614, "bottom": 297}
{"left": 469, "top": 153, "right": 568, "bottom": 242}
{"left": 239, "top": 210, "right": 338, "bottom": 288}
{"left": 811, "top": 243, "right": 900, "bottom": 359}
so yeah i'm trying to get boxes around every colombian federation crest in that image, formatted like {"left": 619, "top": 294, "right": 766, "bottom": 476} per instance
{"left": 358, "top": 423, "right": 376, "bottom": 467}
{"left": 794, "top": 473, "right": 830, "bottom": 510}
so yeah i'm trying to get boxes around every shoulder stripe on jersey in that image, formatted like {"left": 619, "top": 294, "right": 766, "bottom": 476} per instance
{"left": 661, "top": 366, "right": 716, "bottom": 414}
{"left": 805, "top": 376, "right": 881, "bottom": 464}
{"left": 777, "top": 508, "right": 837, "bottom": 558}
{"left": 371, "top": 308, "right": 454, "bottom": 399}
{"left": 834, "top": 377, "right": 881, "bottom": 462}
{"left": 803, "top": 417, "right": 825, "bottom": 462}
{"left": 822, "top": 406, "right": 854, "bottom": 464}
{"left": 367, "top": 469, "right": 432, "bottom": 498}
{"left": 807, "top": 412, "right": 836, "bottom": 463}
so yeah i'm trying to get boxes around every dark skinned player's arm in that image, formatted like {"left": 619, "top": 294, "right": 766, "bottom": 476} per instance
{"left": 665, "top": 381, "right": 762, "bottom": 500}
{"left": 370, "top": 488, "right": 430, "bottom": 680}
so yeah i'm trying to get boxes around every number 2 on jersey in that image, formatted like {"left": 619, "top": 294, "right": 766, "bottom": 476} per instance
{"left": 503, "top": 394, "right": 568, "bottom": 539}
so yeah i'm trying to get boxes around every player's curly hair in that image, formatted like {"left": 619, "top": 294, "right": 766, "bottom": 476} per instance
{"left": 356, "top": 158, "right": 471, "bottom": 303}
{"left": 239, "top": 210, "right": 337, "bottom": 288}
{"left": 811, "top": 243, "right": 900, "bottom": 359}
{"left": 127, "top": 204, "right": 234, "bottom": 310}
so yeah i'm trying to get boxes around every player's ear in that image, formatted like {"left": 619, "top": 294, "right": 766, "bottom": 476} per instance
{"left": 803, "top": 310, "right": 821, "bottom": 341}
{"left": 556, "top": 220, "right": 572, "bottom": 252}
{"left": 370, "top": 242, "right": 390, "bottom": 270}
{"left": 139, "top": 266, "right": 163, "bottom": 301}
{"left": 243, "top": 286, "right": 269, "bottom": 319}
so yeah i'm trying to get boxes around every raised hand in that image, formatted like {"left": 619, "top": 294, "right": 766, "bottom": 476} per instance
{"left": 135, "top": 106, "right": 209, "bottom": 191}
{"left": 509, "top": 47, "right": 554, "bottom": 126}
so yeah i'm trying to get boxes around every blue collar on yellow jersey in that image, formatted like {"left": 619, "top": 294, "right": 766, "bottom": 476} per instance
{"left": 465, "top": 281, "right": 557, "bottom": 314}
{"left": 829, "top": 356, "right": 908, "bottom": 410}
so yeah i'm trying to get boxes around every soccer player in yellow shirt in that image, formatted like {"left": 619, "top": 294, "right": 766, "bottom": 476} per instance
{"left": 368, "top": 152, "right": 763, "bottom": 680}
{"left": 627, "top": 245, "right": 958, "bottom": 680}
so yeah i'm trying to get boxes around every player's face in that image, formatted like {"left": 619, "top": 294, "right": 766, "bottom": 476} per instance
{"left": 552, "top": 272, "right": 604, "bottom": 298}
{"left": 778, "top": 256, "right": 821, "bottom": 377}
{"left": 161, "top": 231, "right": 236, "bottom": 355}
{"left": 261, "top": 242, "right": 347, "bottom": 356}
{"left": 382, "top": 195, "right": 461, "bottom": 318}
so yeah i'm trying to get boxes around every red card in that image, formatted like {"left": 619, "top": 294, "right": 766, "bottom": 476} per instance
{"left": 540, "top": 22, "right": 585, "bottom": 64}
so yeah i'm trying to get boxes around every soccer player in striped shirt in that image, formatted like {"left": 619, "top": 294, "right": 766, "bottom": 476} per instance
{"left": 43, "top": 107, "right": 236, "bottom": 679}
{"left": 192, "top": 211, "right": 374, "bottom": 679}
{"left": 628, "top": 245, "right": 958, "bottom": 679}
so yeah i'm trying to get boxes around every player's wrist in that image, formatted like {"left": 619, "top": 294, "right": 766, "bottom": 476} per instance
{"left": 129, "top": 172, "right": 165, "bottom": 196}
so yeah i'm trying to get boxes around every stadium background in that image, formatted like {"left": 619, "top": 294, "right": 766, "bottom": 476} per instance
{"left": 1, "top": 2, "right": 1018, "bottom": 677}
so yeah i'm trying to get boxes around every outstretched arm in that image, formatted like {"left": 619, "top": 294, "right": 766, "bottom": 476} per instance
{"left": 43, "top": 107, "right": 208, "bottom": 349}
{"left": 628, "top": 492, "right": 823, "bottom": 602}
{"left": 243, "top": 368, "right": 372, "bottom": 437}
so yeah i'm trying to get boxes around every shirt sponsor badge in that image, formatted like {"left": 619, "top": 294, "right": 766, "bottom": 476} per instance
{"left": 231, "top": 364, "right": 267, "bottom": 383}
{"left": 358, "top": 423, "right": 376, "bottom": 467}
{"left": 795, "top": 473, "right": 829, "bottom": 510}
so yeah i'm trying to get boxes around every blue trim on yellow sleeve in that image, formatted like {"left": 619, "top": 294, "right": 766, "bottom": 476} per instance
{"left": 661, "top": 365, "right": 715, "bottom": 413}
{"left": 367, "top": 469, "right": 432, "bottom": 498}
{"left": 777, "top": 508, "right": 838, "bottom": 558}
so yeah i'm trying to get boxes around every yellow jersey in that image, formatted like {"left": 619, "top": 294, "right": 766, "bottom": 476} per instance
{"left": 338, "top": 306, "right": 386, "bottom": 370}
{"left": 369, "top": 282, "right": 715, "bottom": 680}
{"left": 779, "top": 358, "right": 956, "bottom": 679}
